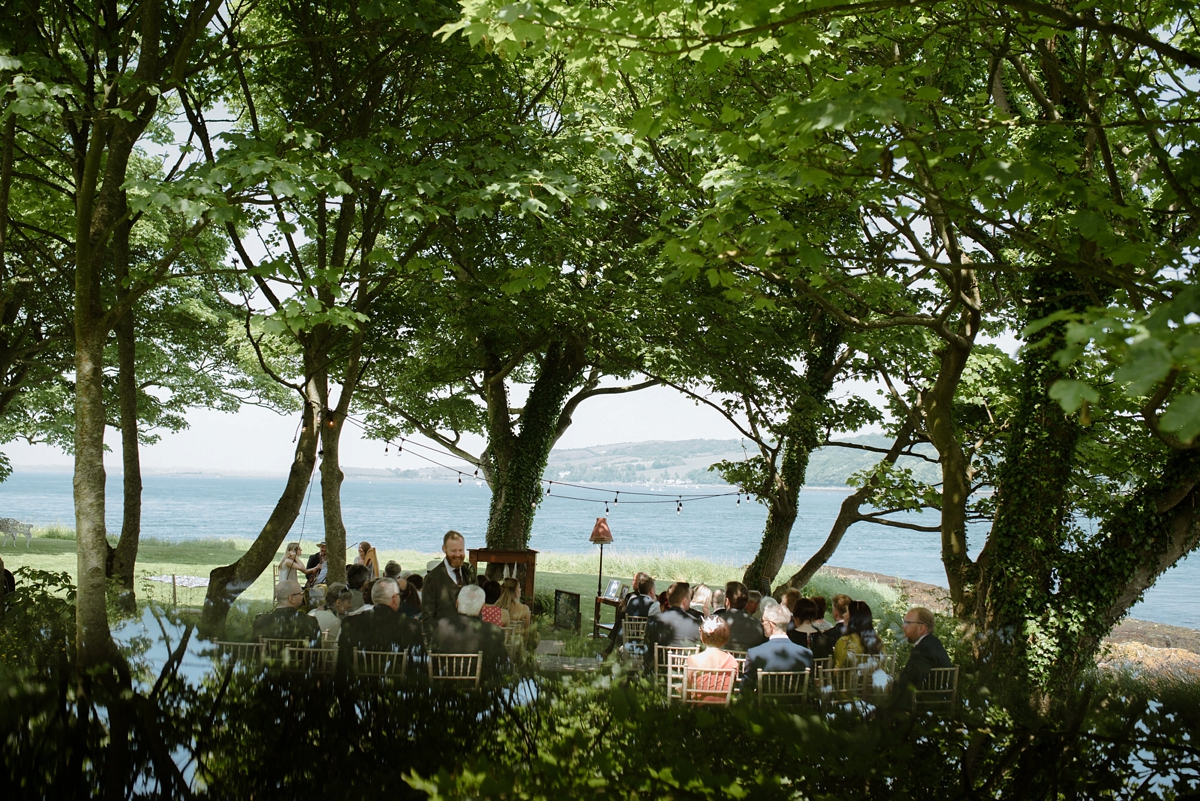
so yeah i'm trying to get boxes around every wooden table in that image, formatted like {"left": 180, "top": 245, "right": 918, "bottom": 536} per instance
{"left": 467, "top": 548, "right": 538, "bottom": 601}
{"left": 593, "top": 595, "right": 620, "bottom": 639}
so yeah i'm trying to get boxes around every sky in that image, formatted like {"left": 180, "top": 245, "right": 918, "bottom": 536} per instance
{"left": 5, "top": 382, "right": 763, "bottom": 475}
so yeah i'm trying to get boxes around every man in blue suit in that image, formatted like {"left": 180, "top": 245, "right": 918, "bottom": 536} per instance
{"left": 742, "top": 602, "right": 813, "bottom": 693}
{"left": 893, "top": 606, "right": 952, "bottom": 701}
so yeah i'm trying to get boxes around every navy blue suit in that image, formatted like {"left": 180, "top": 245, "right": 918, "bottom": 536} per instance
{"left": 742, "top": 635, "right": 814, "bottom": 692}
{"left": 893, "top": 634, "right": 952, "bottom": 699}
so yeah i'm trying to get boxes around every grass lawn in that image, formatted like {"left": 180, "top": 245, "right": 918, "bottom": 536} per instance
{"left": 1, "top": 530, "right": 907, "bottom": 648}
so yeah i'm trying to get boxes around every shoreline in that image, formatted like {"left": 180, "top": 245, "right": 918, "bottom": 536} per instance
{"left": 820, "top": 565, "right": 1200, "bottom": 663}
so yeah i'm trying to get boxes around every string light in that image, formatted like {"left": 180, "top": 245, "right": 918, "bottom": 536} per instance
{"left": 546, "top": 481, "right": 552, "bottom": 495}
{"left": 614, "top": 491, "right": 619, "bottom": 505}
{"left": 457, "top": 473, "right": 462, "bottom": 485}
{"left": 736, "top": 493, "right": 741, "bottom": 507}
{"left": 605, "top": 501, "right": 609, "bottom": 513}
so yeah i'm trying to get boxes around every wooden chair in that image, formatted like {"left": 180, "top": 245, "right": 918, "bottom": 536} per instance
{"left": 320, "top": 630, "right": 338, "bottom": 649}
{"left": 811, "top": 656, "right": 832, "bottom": 680}
{"left": 503, "top": 621, "right": 527, "bottom": 661}
{"left": 654, "top": 644, "right": 699, "bottom": 699}
{"left": 354, "top": 649, "right": 408, "bottom": 679}
{"left": 818, "top": 666, "right": 863, "bottom": 705}
{"left": 913, "top": 666, "right": 959, "bottom": 712}
{"left": 621, "top": 615, "right": 649, "bottom": 659}
{"left": 260, "top": 638, "right": 310, "bottom": 661}
{"left": 428, "top": 652, "right": 483, "bottom": 689}
{"left": 280, "top": 646, "right": 337, "bottom": 676}
{"left": 848, "top": 651, "right": 897, "bottom": 675}
{"left": 215, "top": 641, "right": 263, "bottom": 666}
{"left": 682, "top": 667, "right": 738, "bottom": 706}
{"left": 848, "top": 652, "right": 897, "bottom": 699}
{"left": 726, "top": 649, "right": 748, "bottom": 678}
{"left": 757, "top": 670, "right": 810, "bottom": 706}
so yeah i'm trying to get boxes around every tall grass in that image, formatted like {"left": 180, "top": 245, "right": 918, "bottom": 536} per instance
{"left": 34, "top": 524, "right": 76, "bottom": 541}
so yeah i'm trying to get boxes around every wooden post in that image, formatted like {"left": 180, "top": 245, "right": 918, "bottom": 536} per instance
{"left": 172, "top": 574, "right": 177, "bottom": 606}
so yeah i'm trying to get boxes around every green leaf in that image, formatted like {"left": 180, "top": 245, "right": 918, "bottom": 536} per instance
{"left": 1048, "top": 380, "right": 1099, "bottom": 413}
{"left": 1159, "top": 395, "right": 1200, "bottom": 444}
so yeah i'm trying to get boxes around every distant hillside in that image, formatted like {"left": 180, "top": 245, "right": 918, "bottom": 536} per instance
{"left": 542, "top": 435, "right": 941, "bottom": 488}
{"left": 341, "top": 435, "right": 940, "bottom": 487}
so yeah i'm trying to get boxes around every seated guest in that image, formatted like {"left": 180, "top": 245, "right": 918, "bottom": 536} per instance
{"left": 480, "top": 579, "right": 510, "bottom": 627}
{"left": 656, "top": 589, "right": 670, "bottom": 610}
{"left": 399, "top": 581, "right": 422, "bottom": 617}
{"left": 345, "top": 564, "right": 370, "bottom": 613}
{"left": 742, "top": 602, "right": 814, "bottom": 693}
{"left": 497, "top": 576, "right": 538, "bottom": 655}
{"left": 431, "top": 584, "right": 509, "bottom": 680}
{"left": 808, "top": 593, "right": 851, "bottom": 659}
{"left": 602, "top": 574, "right": 658, "bottom": 658}
{"left": 339, "top": 577, "right": 424, "bottom": 664}
{"left": 601, "top": 571, "right": 651, "bottom": 658}
{"left": 788, "top": 598, "right": 823, "bottom": 650}
{"left": 893, "top": 606, "right": 952, "bottom": 701}
{"left": 407, "top": 573, "right": 424, "bottom": 601}
{"left": 253, "top": 580, "right": 321, "bottom": 644}
{"left": 830, "top": 593, "right": 853, "bottom": 637}
{"left": 644, "top": 582, "right": 701, "bottom": 673}
{"left": 811, "top": 596, "right": 833, "bottom": 631}
{"left": 746, "top": 590, "right": 762, "bottom": 618}
{"left": 690, "top": 583, "right": 714, "bottom": 616}
{"left": 350, "top": 577, "right": 379, "bottom": 616}
{"left": 277, "top": 542, "right": 316, "bottom": 584}
{"left": 834, "top": 601, "right": 883, "bottom": 667}
{"left": 306, "top": 585, "right": 341, "bottom": 643}
{"left": 716, "top": 581, "right": 767, "bottom": 651}
{"left": 684, "top": 616, "right": 739, "bottom": 703}
{"left": 384, "top": 560, "right": 403, "bottom": 580}
{"left": 780, "top": 588, "right": 802, "bottom": 628}
{"left": 711, "top": 588, "right": 726, "bottom": 612}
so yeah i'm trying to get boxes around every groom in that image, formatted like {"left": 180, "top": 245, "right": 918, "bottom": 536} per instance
{"left": 421, "top": 530, "right": 473, "bottom": 635}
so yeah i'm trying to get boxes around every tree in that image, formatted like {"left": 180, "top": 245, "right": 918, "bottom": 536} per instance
{"left": 4, "top": 0, "right": 227, "bottom": 667}
{"left": 447, "top": 0, "right": 1200, "bottom": 700}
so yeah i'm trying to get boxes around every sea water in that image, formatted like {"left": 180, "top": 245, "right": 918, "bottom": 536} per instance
{"left": 3, "top": 470, "right": 1196, "bottom": 628}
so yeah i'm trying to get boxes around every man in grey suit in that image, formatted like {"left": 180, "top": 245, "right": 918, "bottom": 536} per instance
{"left": 742, "top": 602, "right": 813, "bottom": 693}
{"left": 421, "top": 530, "right": 471, "bottom": 635}
{"left": 893, "top": 606, "right": 952, "bottom": 700}
{"left": 716, "top": 581, "right": 767, "bottom": 651}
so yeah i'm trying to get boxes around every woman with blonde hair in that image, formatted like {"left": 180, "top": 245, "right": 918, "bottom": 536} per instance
{"left": 278, "top": 542, "right": 316, "bottom": 583}
{"left": 497, "top": 576, "right": 538, "bottom": 653}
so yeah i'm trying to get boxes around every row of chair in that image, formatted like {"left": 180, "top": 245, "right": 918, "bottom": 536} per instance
{"left": 215, "top": 640, "right": 486, "bottom": 687}
{"left": 651, "top": 643, "right": 958, "bottom": 711}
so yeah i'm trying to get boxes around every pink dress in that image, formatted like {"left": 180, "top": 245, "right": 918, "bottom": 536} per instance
{"left": 686, "top": 650, "right": 738, "bottom": 704}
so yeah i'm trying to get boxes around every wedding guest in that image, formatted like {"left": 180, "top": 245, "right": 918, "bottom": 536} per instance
{"left": 743, "top": 603, "right": 813, "bottom": 693}
{"left": 716, "top": 581, "right": 767, "bottom": 651}
{"left": 307, "top": 585, "right": 342, "bottom": 642}
{"left": 812, "top": 596, "right": 833, "bottom": 631}
{"left": 430, "top": 584, "right": 509, "bottom": 680}
{"left": 684, "top": 616, "right": 738, "bottom": 703}
{"left": 834, "top": 601, "right": 884, "bottom": 667}
{"left": 384, "top": 560, "right": 403, "bottom": 580}
{"left": 746, "top": 590, "right": 762, "bottom": 618}
{"left": 480, "top": 579, "right": 509, "bottom": 627}
{"left": 644, "top": 582, "right": 700, "bottom": 673}
{"left": 399, "top": 580, "right": 422, "bottom": 616}
{"left": 691, "top": 583, "right": 714, "bottom": 616}
{"left": 893, "top": 606, "right": 952, "bottom": 701}
{"left": 788, "top": 598, "right": 823, "bottom": 650}
{"left": 340, "top": 578, "right": 423, "bottom": 661}
{"left": 345, "top": 564, "right": 370, "bottom": 613}
{"left": 254, "top": 580, "right": 321, "bottom": 643}
{"left": 711, "top": 588, "right": 726, "bottom": 612}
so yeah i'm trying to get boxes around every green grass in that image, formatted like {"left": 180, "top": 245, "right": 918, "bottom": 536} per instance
{"left": 0, "top": 538, "right": 910, "bottom": 645}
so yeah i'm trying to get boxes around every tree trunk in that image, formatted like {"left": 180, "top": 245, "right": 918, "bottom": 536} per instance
{"left": 74, "top": 322, "right": 117, "bottom": 666}
{"left": 742, "top": 324, "right": 842, "bottom": 593}
{"left": 971, "top": 272, "right": 1094, "bottom": 691}
{"left": 199, "top": 393, "right": 320, "bottom": 638}
{"left": 108, "top": 220, "right": 140, "bottom": 609}
{"left": 483, "top": 339, "right": 586, "bottom": 551}
{"left": 776, "top": 420, "right": 916, "bottom": 592}
{"left": 316, "top": 333, "right": 363, "bottom": 587}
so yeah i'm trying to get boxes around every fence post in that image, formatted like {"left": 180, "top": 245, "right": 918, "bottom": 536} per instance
{"left": 172, "top": 574, "right": 177, "bottom": 606}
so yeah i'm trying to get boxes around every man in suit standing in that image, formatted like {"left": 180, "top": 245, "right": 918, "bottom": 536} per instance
{"left": 422, "top": 530, "right": 471, "bottom": 636}
{"left": 716, "top": 581, "right": 768, "bottom": 651}
{"left": 742, "top": 602, "right": 813, "bottom": 693}
{"left": 643, "top": 582, "right": 701, "bottom": 674}
{"left": 893, "top": 606, "right": 952, "bottom": 701}
{"left": 431, "top": 584, "right": 509, "bottom": 681}
{"left": 340, "top": 578, "right": 424, "bottom": 668}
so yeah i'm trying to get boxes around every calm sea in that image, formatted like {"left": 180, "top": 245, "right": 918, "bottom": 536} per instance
{"left": 3, "top": 470, "right": 1197, "bottom": 629}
